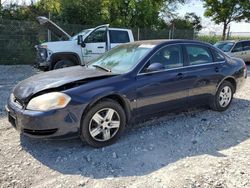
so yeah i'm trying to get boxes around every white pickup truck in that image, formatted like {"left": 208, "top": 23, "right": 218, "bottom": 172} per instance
{"left": 35, "top": 17, "right": 134, "bottom": 70}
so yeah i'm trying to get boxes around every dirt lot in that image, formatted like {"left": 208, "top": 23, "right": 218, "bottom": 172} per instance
{"left": 0, "top": 65, "right": 250, "bottom": 188}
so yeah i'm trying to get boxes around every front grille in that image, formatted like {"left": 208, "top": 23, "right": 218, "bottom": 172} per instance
{"left": 23, "top": 128, "right": 58, "bottom": 136}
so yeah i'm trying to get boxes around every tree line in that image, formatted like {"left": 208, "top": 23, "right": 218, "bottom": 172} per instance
{"left": 0, "top": 0, "right": 249, "bottom": 39}
{"left": 0, "top": 0, "right": 202, "bottom": 31}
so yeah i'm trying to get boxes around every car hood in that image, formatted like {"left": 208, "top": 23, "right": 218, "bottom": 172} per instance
{"left": 37, "top": 16, "right": 71, "bottom": 40}
{"left": 13, "top": 66, "right": 115, "bottom": 103}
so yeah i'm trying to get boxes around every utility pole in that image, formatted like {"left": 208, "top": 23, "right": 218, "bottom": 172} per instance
{"left": 171, "top": 23, "right": 175, "bottom": 39}
{"left": 0, "top": 0, "right": 2, "bottom": 19}
{"left": 226, "top": 25, "right": 231, "bottom": 40}
{"left": 137, "top": 27, "right": 140, "bottom": 41}
{"left": 48, "top": 12, "right": 51, "bottom": 42}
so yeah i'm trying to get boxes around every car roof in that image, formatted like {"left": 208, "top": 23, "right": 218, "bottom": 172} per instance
{"left": 88, "top": 28, "right": 131, "bottom": 31}
{"left": 128, "top": 39, "right": 211, "bottom": 46}
{"left": 217, "top": 40, "right": 250, "bottom": 43}
{"left": 216, "top": 40, "right": 236, "bottom": 43}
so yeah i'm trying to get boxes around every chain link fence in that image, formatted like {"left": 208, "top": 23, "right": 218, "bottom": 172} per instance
{"left": 229, "top": 32, "right": 250, "bottom": 38}
{"left": 0, "top": 19, "right": 195, "bottom": 65}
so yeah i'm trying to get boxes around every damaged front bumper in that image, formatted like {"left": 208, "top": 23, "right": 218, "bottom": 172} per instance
{"left": 6, "top": 95, "right": 85, "bottom": 139}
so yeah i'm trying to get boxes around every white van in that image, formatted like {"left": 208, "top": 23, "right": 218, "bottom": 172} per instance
{"left": 214, "top": 40, "right": 250, "bottom": 63}
{"left": 35, "top": 17, "right": 134, "bottom": 70}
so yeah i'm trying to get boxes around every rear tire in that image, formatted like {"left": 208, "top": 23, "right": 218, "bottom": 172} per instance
{"left": 211, "top": 81, "right": 234, "bottom": 112}
{"left": 54, "top": 60, "right": 75, "bottom": 69}
{"left": 80, "top": 99, "right": 126, "bottom": 148}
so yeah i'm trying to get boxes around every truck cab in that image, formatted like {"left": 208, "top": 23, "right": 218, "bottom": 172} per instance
{"left": 35, "top": 17, "right": 134, "bottom": 70}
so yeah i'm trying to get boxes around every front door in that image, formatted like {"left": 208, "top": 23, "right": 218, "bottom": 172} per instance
{"left": 136, "top": 44, "right": 190, "bottom": 116}
{"left": 82, "top": 25, "right": 110, "bottom": 63}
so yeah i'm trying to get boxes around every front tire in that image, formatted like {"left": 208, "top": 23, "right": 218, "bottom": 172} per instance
{"left": 54, "top": 60, "right": 75, "bottom": 69}
{"left": 80, "top": 99, "right": 126, "bottom": 148}
{"left": 211, "top": 81, "right": 234, "bottom": 112}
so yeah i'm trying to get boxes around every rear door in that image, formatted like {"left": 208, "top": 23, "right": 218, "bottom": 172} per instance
{"left": 82, "top": 25, "right": 110, "bottom": 63}
{"left": 242, "top": 41, "right": 250, "bottom": 62}
{"left": 184, "top": 44, "right": 225, "bottom": 106}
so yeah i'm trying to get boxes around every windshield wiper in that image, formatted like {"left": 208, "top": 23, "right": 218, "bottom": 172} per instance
{"left": 92, "top": 65, "right": 112, "bottom": 72}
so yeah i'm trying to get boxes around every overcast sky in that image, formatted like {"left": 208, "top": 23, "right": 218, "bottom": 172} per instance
{"left": 3, "top": 0, "right": 250, "bottom": 34}
{"left": 178, "top": 0, "right": 250, "bottom": 34}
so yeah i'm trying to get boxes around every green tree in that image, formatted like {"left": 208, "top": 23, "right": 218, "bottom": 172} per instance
{"left": 0, "top": 0, "right": 61, "bottom": 21}
{"left": 184, "top": 12, "right": 202, "bottom": 31}
{"left": 203, "top": 0, "right": 250, "bottom": 40}
{"left": 170, "top": 12, "right": 202, "bottom": 31}
{"left": 60, "top": 0, "right": 104, "bottom": 25}
{"left": 101, "top": 0, "right": 186, "bottom": 28}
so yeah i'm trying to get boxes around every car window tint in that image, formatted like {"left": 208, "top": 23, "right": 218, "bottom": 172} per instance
{"left": 232, "top": 42, "right": 243, "bottom": 52}
{"left": 186, "top": 45, "right": 213, "bottom": 65}
{"left": 243, "top": 41, "right": 250, "bottom": 51}
{"left": 213, "top": 49, "right": 225, "bottom": 62}
{"left": 110, "top": 30, "right": 129, "bottom": 43}
{"left": 146, "top": 45, "right": 183, "bottom": 71}
{"left": 85, "top": 28, "right": 106, "bottom": 43}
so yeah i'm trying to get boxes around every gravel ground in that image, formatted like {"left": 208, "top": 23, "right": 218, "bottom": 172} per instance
{"left": 0, "top": 65, "right": 250, "bottom": 188}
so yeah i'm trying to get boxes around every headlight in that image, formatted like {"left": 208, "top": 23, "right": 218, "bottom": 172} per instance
{"left": 38, "top": 48, "right": 47, "bottom": 60}
{"left": 26, "top": 92, "right": 71, "bottom": 111}
{"left": 40, "top": 51, "right": 46, "bottom": 58}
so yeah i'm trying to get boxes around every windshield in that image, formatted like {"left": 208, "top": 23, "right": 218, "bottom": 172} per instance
{"left": 88, "top": 43, "right": 154, "bottom": 74}
{"left": 214, "top": 42, "right": 235, "bottom": 52}
{"left": 71, "top": 29, "right": 92, "bottom": 40}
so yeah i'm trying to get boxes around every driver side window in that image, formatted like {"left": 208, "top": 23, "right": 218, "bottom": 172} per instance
{"left": 142, "top": 45, "right": 183, "bottom": 73}
{"left": 85, "top": 28, "right": 106, "bottom": 43}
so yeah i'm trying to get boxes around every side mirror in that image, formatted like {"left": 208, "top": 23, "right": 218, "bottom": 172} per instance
{"left": 77, "top": 35, "right": 86, "bottom": 47}
{"left": 146, "top": 63, "right": 165, "bottom": 73}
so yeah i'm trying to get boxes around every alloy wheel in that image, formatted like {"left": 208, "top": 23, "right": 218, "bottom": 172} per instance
{"left": 89, "top": 108, "right": 120, "bottom": 142}
{"left": 219, "top": 86, "right": 232, "bottom": 107}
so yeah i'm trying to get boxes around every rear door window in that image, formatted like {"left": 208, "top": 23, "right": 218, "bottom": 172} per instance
{"left": 232, "top": 42, "right": 243, "bottom": 52}
{"left": 185, "top": 45, "right": 213, "bottom": 65}
{"left": 110, "top": 30, "right": 130, "bottom": 43}
{"left": 243, "top": 41, "right": 250, "bottom": 51}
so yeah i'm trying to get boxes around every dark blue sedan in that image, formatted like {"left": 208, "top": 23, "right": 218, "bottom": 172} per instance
{"left": 6, "top": 40, "right": 247, "bottom": 147}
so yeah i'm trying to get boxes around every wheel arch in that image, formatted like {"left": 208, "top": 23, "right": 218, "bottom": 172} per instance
{"left": 81, "top": 93, "right": 132, "bottom": 125}
{"left": 217, "top": 76, "right": 237, "bottom": 93}
{"left": 50, "top": 52, "right": 81, "bottom": 69}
